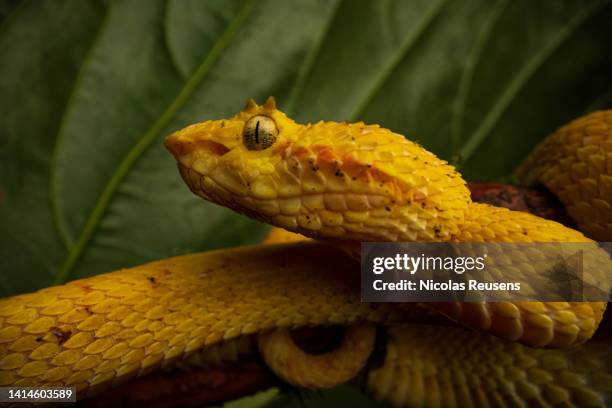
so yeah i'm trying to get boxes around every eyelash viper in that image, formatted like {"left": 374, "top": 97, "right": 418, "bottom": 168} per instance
{"left": 0, "top": 99, "right": 609, "bottom": 406}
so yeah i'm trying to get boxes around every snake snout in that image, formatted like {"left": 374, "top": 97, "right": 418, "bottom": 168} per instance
{"left": 164, "top": 133, "right": 193, "bottom": 158}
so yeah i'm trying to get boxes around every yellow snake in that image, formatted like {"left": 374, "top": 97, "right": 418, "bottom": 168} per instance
{"left": 0, "top": 98, "right": 610, "bottom": 406}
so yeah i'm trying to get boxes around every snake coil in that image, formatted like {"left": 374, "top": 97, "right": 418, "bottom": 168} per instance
{"left": 0, "top": 100, "right": 609, "bottom": 407}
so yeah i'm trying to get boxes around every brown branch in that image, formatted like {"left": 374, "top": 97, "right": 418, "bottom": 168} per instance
{"left": 84, "top": 359, "right": 277, "bottom": 408}
{"left": 467, "top": 181, "right": 573, "bottom": 226}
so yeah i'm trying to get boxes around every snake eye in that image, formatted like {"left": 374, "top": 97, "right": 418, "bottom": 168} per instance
{"left": 243, "top": 115, "right": 278, "bottom": 151}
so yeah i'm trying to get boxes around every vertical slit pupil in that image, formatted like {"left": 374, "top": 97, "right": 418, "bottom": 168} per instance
{"left": 255, "top": 120, "right": 260, "bottom": 144}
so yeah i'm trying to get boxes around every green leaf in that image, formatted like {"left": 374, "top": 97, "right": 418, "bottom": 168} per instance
{"left": 0, "top": 0, "right": 337, "bottom": 292}
{"left": 1, "top": 0, "right": 610, "bottom": 290}
{"left": 1, "top": 0, "right": 612, "bottom": 405}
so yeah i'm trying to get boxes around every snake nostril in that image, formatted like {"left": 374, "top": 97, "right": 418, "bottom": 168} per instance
{"left": 199, "top": 140, "right": 230, "bottom": 156}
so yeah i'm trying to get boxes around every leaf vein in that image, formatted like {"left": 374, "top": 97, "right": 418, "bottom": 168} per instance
{"left": 457, "top": 1, "right": 608, "bottom": 165}
{"left": 349, "top": 0, "right": 449, "bottom": 121}
{"left": 49, "top": 2, "right": 112, "bottom": 250}
{"left": 450, "top": 0, "right": 508, "bottom": 155}
{"left": 52, "top": 0, "right": 256, "bottom": 284}
{"left": 162, "top": 0, "right": 188, "bottom": 80}
{"left": 284, "top": 0, "right": 343, "bottom": 115}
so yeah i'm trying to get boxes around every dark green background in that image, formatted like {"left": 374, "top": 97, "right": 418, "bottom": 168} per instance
{"left": 1, "top": 0, "right": 611, "bottom": 404}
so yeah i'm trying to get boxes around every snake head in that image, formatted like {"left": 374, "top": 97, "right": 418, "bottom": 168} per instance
{"left": 166, "top": 97, "right": 471, "bottom": 241}
{"left": 164, "top": 97, "right": 303, "bottom": 222}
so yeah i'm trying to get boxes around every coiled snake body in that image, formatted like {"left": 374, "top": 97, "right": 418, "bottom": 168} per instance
{"left": 0, "top": 98, "right": 610, "bottom": 406}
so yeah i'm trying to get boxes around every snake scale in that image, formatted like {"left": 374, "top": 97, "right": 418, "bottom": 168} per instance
{"left": 0, "top": 98, "right": 610, "bottom": 406}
